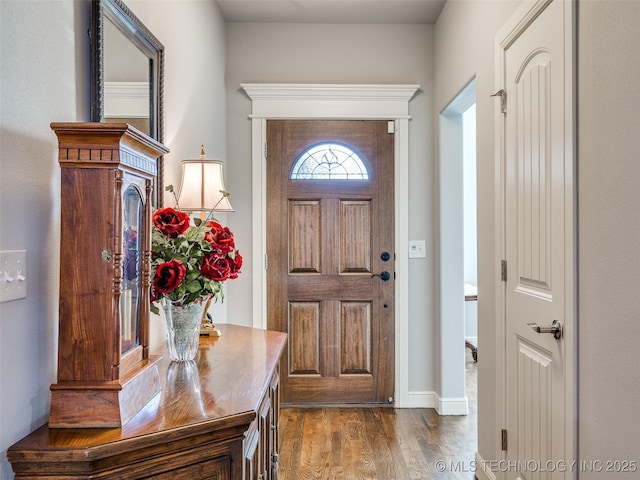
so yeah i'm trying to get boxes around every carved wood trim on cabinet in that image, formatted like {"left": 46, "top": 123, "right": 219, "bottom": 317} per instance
{"left": 8, "top": 325, "right": 286, "bottom": 480}
{"left": 49, "top": 122, "right": 170, "bottom": 428}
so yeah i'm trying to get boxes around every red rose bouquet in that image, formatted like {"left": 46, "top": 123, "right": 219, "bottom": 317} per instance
{"left": 149, "top": 188, "right": 242, "bottom": 315}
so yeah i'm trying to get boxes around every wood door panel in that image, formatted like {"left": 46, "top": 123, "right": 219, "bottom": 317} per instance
{"left": 288, "top": 277, "right": 374, "bottom": 299}
{"left": 288, "top": 200, "right": 321, "bottom": 274}
{"left": 340, "top": 200, "right": 372, "bottom": 274}
{"left": 288, "top": 182, "right": 373, "bottom": 196}
{"left": 340, "top": 302, "right": 372, "bottom": 375}
{"left": 288, "top": 302, "right": 321, "bottom": 375}
{"left": 285, "top": 375, "right": 378, "bottom": 402}
{"left": 267, "top": 119, "right": 394, "bottom": 404}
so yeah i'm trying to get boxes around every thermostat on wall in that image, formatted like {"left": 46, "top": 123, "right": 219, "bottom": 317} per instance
{"left": 408, "top": 240, "right": 426, "bottom": 258}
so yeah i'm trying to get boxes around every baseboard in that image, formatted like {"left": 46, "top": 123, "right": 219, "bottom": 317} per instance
{"left": 397, "top": 390, "right": 437, "bottom": 408}
{"left": 436, "top": 394, "right": 469, "bottom": 415}
{"left": 390, "top": 391, "right": 471, "bottom": 415}
{"left": 400, "top": 391, "right": 469, "bottom": 414}
{"left": 474, "top": 452, "right": 497, "bottom": 480}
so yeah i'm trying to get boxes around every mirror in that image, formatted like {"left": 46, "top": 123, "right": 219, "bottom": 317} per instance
{"left": 90, "top": 0, "right": 165, "bottom": 205}
{"left": 121, "top": 184, "right": 143, "bottom": 355}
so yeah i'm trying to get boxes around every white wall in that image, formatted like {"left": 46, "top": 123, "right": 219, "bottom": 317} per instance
{"left": 577, "top": 1, "right": 640, "bottom": 477}
{"left": 463, "top": 104, "right": 477, "bottom": 342}
{"left": 433, "top": 0, "right": 521, "bottom": 463}
{"left": 0, "top": 2, "right": 227, "bottom": 478}
{"left": 463, "top": 103, "right": 477, "bottom": 288}
{"left": 225, "top": 22, "right": 437, "bottom": 394}
{"left": 439, "top": 79, "right": 475, "bottom": 410}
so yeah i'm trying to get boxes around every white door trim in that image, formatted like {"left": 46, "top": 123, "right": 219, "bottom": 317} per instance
{"left": 494, "top": 0, "right": 575, "bottom": 476}
{"left": 438, "top": 78, "right": 477, "bottom": 417}
{"left": 242, "top": 83, "right": 419, "bottom": 407}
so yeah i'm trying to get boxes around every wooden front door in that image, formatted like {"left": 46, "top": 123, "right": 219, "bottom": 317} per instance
{"left": 267, "top": 120, "right": 395, "bottom": 404}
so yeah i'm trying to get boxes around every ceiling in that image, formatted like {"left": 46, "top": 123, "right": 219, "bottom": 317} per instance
{"left": 215, "top": 0, "right": 447, "bottom": 24}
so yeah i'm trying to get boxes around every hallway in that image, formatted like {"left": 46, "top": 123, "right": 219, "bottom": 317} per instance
{"left": 278, "top": 351, "right": 478, "bottom": 479}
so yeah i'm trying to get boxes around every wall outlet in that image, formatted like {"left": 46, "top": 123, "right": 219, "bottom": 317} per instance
{"left": 408, "top": 240, "right": 426, "bottom": 258}
{"left": 0, "top": 250, "right": 27, "bottom": 303}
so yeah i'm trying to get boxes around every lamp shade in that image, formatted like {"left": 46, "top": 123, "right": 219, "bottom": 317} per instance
{"left": 177, "top": 158, "right": 234, "bottom": 212}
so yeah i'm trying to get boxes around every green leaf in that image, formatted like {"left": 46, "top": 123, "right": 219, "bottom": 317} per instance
{"left": 185, "top": 280, "right": 202, "bottom": 293}
{"left": 185, "top": 269, "right": 200, "bottom": 281}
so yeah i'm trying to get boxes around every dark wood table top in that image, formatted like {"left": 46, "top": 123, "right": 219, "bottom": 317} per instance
{"left": 8, "top": 324, "right": 287, "bottom": 461}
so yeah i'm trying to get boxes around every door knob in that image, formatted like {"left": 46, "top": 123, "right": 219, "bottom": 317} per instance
{"left": 527, "top": 320, "right": 562, "bottom": 339}
{"left": 372, "top": 271, "right": 391, "bottom": 281}
{"left": 380, "top": 251, "right": 391, "bottom": 261}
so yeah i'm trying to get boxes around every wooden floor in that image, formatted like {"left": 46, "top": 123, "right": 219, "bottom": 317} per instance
{"left": 278, "top": 352, "right": 478, "bottom": 479}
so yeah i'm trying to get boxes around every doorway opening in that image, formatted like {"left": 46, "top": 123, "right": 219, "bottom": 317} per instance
{"left": 438, "top": 78, "right": 476, "bottom": 415}
{"left": 242, "top": 84, "right": 418, "bottom": 406}
{"left": 463, "top": 104, "right": 477, "bottom": 355}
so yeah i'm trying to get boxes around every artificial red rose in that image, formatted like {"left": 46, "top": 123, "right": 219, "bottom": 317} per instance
{"left": 228, "top": 251, "right": 243, "bottom": 279}
{"left": 124, "top": 228, "right": 138, "bottom": 249}
{"left": 153, "top": 207, "right": 190, "bottom": 238}
{"left": 153, "top": 259, "right": 187, "bottom": 294}
{"left": 204, "top": 221, "right": 235, "bottom": 253}
{"left": 124, "top": 253, "right": 137, "bottom": 281}
{"left": 199, "top": 252, "right": 231, "bottom": 282}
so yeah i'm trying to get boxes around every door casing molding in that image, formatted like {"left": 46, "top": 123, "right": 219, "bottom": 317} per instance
{"left": 242, "top": 83, "right": 419, "bottom": 407}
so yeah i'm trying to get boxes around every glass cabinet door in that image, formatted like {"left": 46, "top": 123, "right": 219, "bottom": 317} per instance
{"left": 121, "top": 185, "right": 143, "bottom": 354}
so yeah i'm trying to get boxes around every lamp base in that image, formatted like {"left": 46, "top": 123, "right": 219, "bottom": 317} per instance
{"left": 200, "top": 323, "right": 222, "bottom": 337}
{"left": 199, "top": 298, "right": 222, "bottom": 336}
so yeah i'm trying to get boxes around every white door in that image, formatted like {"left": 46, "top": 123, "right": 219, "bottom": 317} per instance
{"left": 498, "top": 0, "right": 574, "bottom": 478}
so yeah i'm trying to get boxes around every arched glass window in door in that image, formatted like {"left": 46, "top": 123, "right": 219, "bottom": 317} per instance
{"left": 290, "top": 143, "right": 369, "bottom": 180}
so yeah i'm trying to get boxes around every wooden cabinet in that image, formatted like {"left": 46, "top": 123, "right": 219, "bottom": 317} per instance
{"left": 7, "top": 325, "right": 286, "bottom": 480}
{"left": 244, "top": 367, "right": 280, "bottom": 480}
{"left": 49, "top": 122, "right": 169, "bottom": 428}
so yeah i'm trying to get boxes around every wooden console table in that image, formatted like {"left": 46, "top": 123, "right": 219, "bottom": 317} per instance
{"left": 8, "top": 324, "right": 286, "bottom": 480}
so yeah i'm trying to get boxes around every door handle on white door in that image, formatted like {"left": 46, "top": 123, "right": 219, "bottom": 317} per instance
{"left": 527, "top": 319, "right": 562, "bottom": 339}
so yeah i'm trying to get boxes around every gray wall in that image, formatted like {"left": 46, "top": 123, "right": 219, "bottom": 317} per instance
{"left": 3, "top": 1, "right": 639, "bottom": 477}
{"left": 128, "top": 0, "right": 230, "bottom": 332}
{"left": 225, "top": 22, "right": 437, "bottom": 393}
{"left": 577, "top": 1, "right": 640, "bottom": 477}
{"left": 434, "top": 0, "right": 520, "bottom": 462}
{"left": 434, "top": 0, "right": 640, "bottom": 470}
{"left": 0, "top": 1, "right": 227, "bottom": 477}
{"left": 0, "top": 2, "right": 88, "bottom": 478}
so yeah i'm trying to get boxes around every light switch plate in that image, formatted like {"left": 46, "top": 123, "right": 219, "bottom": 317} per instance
{"left": 0, "top": 250, "right": 27, "bottom": 303}
{"left": 408, "top": 240, "right": 426, "bottom": 258}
